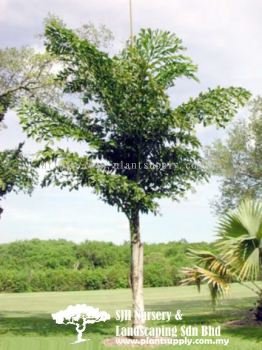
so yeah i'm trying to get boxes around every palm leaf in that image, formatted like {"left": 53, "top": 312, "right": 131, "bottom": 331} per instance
{"left": 181, "top": 267, "right": 202, "bottom": 292}
{"left": 123, "top": 29, "right": 198, "bottom": 88}
{"left": 217, "top": 200, "right": 262, "bottom": 281}
{"left": 181, "top": 265, "right": 229, "bottom": 307}
{"left": 218, "top": 200, "right": 262, "bottom": 240}
{"left": 186, "top": 249, "right": 232, "bottom": 278}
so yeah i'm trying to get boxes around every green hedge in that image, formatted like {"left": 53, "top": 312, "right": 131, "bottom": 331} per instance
{"left": 0, "top": 239, "right": 214, "bottom": 292}
{"left": 0, "top": 267, "right": 131, "bottom": 292}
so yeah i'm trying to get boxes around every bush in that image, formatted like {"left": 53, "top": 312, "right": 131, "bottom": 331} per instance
{"left": 0, "top": 270, "right": 28, "bottom": 292}
{"left": 0, "top": 239, "right": 215, "bottom": 292}
{"left": 144, "top": 263, "right": 174, "bottom": 287}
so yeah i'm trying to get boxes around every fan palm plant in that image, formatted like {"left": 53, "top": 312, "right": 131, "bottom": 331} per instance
{"left": 218, "top": 200, "right": 262, "bottom": 282}
{"left": 182, "top": 200, "right": 262, "bottom": 319}
{"left": 181, "top": 250, "right": 233, "bottom": 310}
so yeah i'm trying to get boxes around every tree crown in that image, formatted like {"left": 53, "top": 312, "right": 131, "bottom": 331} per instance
{"left": 19, "top": 20, "right": 251, "bottom": 218}
{"left": 205, "top": 97, "right": 262, "bottom": 214}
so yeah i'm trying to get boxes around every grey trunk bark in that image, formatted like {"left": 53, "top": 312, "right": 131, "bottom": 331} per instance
{"left": 129, "top": 211, "right": 145, "bottom": 334}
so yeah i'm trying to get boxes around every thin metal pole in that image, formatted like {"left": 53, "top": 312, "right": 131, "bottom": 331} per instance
{"left": 129, "top": 0, "right": 134, "bottom": 46}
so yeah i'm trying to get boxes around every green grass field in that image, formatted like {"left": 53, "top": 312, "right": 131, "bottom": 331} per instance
{"left": 0, "top": 283, "right": 261, "bottom": 349}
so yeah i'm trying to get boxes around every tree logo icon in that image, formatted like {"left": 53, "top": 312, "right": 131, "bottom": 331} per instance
{"left": 52, "top": 304, "right": 111, "bottom": 344}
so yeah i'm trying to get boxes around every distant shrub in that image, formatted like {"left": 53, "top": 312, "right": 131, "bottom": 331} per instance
{"left": 0, "top": 270, "right": 28, "bottom": 292}
{"left": 0, "top": 239, "right": 215, "bottom": 292}
{"left": 103, "top": 266, "right": 129, "bottom": 289}
{"left": 144, "top": 263, "right": 173, "bottom": 287}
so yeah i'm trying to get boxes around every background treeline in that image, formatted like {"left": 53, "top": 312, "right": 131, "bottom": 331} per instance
{"left": 0, "top": 239, "right": 214, "bottom": 292}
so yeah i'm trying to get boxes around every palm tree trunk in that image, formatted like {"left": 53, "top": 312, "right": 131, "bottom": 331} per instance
{"left": 129, "top": 210, "right": 145, "bottom": 334}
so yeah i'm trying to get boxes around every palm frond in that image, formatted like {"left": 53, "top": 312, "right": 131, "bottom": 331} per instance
{"left": 123, "top": 29, "right": 198, "bottom": 88}
{"left": 181, "top": 265, "right": 230, "bottom": 307}
{"left": 218, "top": 200, "right": 262, "bottom": 240}
{"left": 239, "top": 247, "right": 260, "bottom": 280}
{"left": 181, "top": 267, "right": 202, "bottom": 292}
{"left": 186, "top": 249, "right": 232, "bottom": 278}
{"left": 181, "top": 200, "right": 262, "bottom": 308}
{"left": 217, "top": 200, "right": 262, "bottom": 281}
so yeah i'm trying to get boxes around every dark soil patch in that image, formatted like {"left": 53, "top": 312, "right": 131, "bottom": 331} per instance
{"left": 225, "top": 311, "right": 262, "bottom": 328}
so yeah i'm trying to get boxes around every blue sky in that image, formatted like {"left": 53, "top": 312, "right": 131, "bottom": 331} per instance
{"left": 0, "top": 0, "right": 261, "bottom": 244}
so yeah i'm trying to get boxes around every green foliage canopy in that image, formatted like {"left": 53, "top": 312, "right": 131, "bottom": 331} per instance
{"left": 0, "top": 47, "right": 57, "bottom": 215}
{"left": 19, "top": 20, "right": 251, "bottom": 220}
{"left": 0, "top": 47, "right": 58, "bottom": 119}
{"left": 205, "top": 97, "right": 262, "bottom": 214}
{"left": 0, "top": 143, "right": 36, "bottom": 199}
{"left": 0, "top": 20, "right": 113, "bottom": 216}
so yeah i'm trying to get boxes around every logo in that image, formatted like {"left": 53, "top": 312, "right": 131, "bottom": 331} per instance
{"left": 52, "top": 304, "right": 111, "bottom": 344}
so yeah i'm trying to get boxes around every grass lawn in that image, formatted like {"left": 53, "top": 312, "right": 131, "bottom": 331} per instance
{"left": 0, "top": 283, "right": 261, "bottom": 349}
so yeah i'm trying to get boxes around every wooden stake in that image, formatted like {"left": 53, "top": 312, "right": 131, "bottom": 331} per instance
{"left": 129, "top": 0, "right": 134, "bottom": 46}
